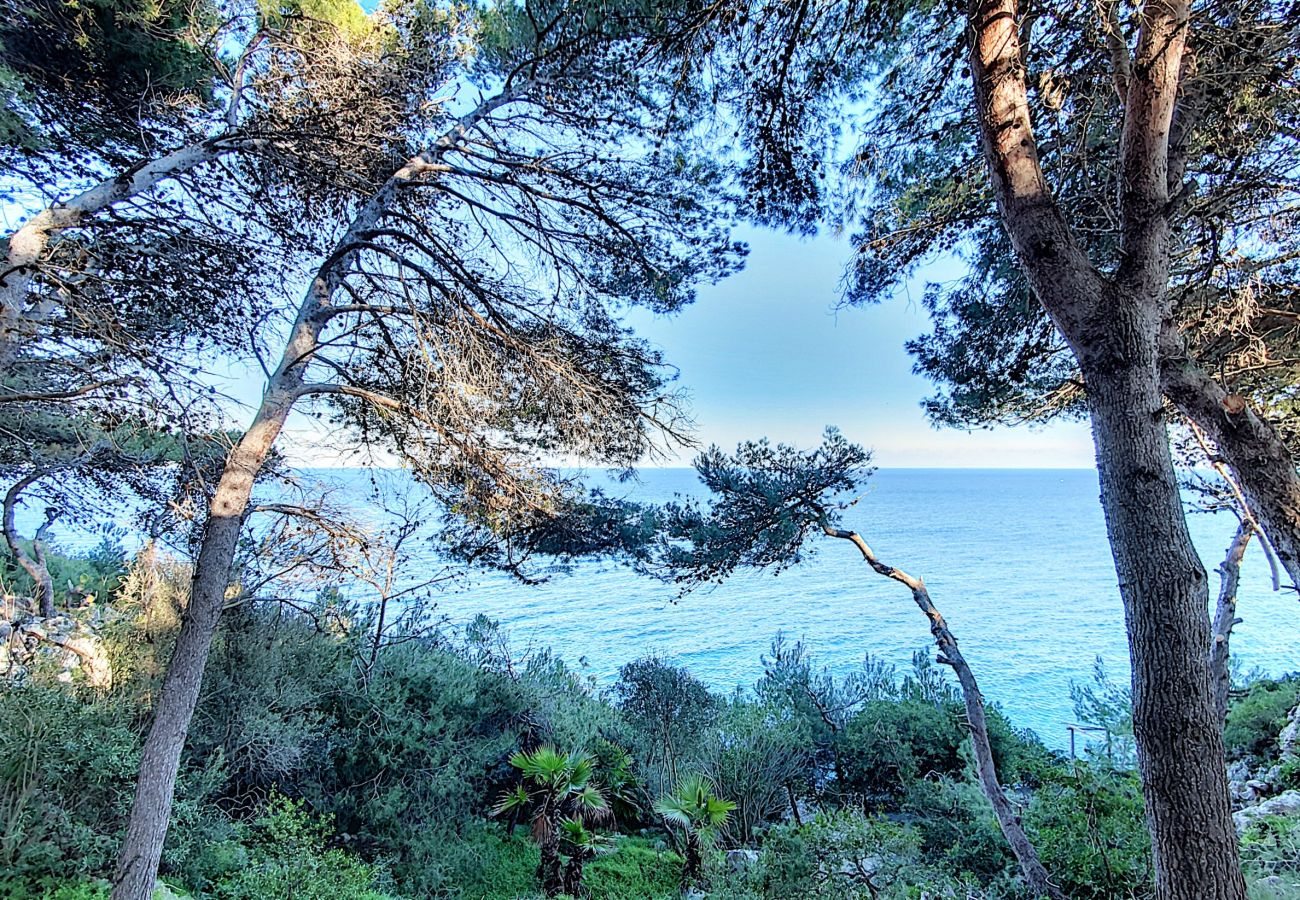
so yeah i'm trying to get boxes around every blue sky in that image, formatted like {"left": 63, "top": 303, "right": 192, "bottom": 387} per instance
{"left": 267, "top": 223, "right": 1097, "bottom": 468}
{"left": 616, "top": 225, "right": 1096, "bottom": 468}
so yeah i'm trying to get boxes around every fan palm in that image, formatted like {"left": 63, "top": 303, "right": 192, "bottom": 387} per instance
{"left": 654, "top": 774, "right": 735, "bottom": 886}
{"left": 493, "top": 746, "right": 613, "bottom": 897}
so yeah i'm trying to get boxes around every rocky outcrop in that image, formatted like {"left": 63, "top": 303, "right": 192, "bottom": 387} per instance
{"left": 1233, "top": 790, "right": 1300, "bottom": 833}
{"left": 1, "top": 612, "right": 113, "bottom": 687}
{"left": 1229, "top": 699, "right": 1300, "bottom": 833}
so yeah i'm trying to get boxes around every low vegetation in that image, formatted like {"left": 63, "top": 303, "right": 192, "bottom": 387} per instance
{"left": 2, "top": 544, "right": 1297, "bottom": 899}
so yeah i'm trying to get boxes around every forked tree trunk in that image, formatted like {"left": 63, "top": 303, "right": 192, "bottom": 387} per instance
{"left": 1079, "top": 315, "right": 1246, "bottom": 900}
{"left": 109, "top": 90, "right": 520, "bottom": 900}
{"left": 965, "top": 0, "right": 1248, "bottom": 892}
{"left": 821, "top": 524, "right": 1065, "bottom": 900}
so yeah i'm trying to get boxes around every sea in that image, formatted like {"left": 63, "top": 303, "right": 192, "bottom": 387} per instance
{"left": 23, "top": 467, "right": 1300, "bottom": 750}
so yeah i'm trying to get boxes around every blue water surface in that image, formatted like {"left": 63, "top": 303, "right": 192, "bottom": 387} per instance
{"left": 23, "top": 467, "right": 1300, "bottom": 748}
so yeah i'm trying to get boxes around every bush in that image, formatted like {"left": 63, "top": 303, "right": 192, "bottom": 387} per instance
{"left": 1025, "top": 763, "right": 1152, "bottom": 900}
{"left": 838, "top": 698, "right": 965, "bottom": 805}
{"left": 1226, "top": 676, "right": 1300, "bottom": 763}
{"left": 585, "top": 836, "right": 681, "bottom": 900}
{"left": 706, "top": 809, "right": 993, "bottom": 900}
{"left": 210, "top": 794, "right": 401, "bottom": 900}
{"left": 901, "top": 777, "right": 1018, "bottom": 887}
{"left": 701, "top": 699, "right": 808, "bottom": 845}
{"left": 0, "top": 682, "right": 140, "bottom": 883}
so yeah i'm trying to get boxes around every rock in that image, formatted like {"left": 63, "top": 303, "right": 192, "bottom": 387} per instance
{"left": 1230, "top": 780, "right": 1257, "bottom": 804}
{"left": 1280, "top": 703, "right": 1300, "bottom": 759}
{"left": 62, "top": 634, "right": 112, "bottom": 687}
{"left": 726, "top": 849, "right": 760, "bottom": 872}
{"left": 1247, "top": 779, "right": 1270, "bottom": 794}
{"left": 1234, "top": 789, "right": 1300, "bottom": 833}
{"left": 1228, "top": 760, "right": 1251, "bottom": 783}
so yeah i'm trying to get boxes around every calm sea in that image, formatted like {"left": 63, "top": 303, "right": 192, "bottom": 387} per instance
{"left": 27, "top": 467, "right": 1300, "bottom": 748}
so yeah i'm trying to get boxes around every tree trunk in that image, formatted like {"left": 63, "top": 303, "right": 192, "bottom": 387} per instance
{"left": 3, "top": 474, "right": 56, "bottom": 617}
{"left": 31, "top": 511, "right": 57, "bottom": 618}
{"left": 540, "top": 807, "right": 565, "bottom": 897}
{"left": 1161, "top": 351, "right": 1300, "bottom": 593}
{"left": 822, "top": 525, "right": 1064, "bottom": 899}
{"left": 108, "top": 89, "right": 525, "bottom": 899}
{"left": 1078, "top": 310, "right": 1246, "bottom": 900}
{"left": 110, "top": 383, "right": 299, "bottom": 900}
{"left": 1210, "top": 522, "right": 1251, "bottom": 724}
{"left": 965, "top": 0, "right": 1249, "bottom": 892}
{"left": 683, "top": 831, "right": 702, "bottom": 885}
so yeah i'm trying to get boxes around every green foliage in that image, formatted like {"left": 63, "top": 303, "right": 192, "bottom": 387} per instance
{"left": 701, "top": 698, "right": 809, "bottom": 845}
{"left": 1242, "top": 814, "right": 1300, "bottom": 898}
{"left": 709, "top": 810, "right": 986, "bottom": 900}
{"left": 655, "top": 775, "right": 734, "bottom": 833}
{"left": 1025, "top": 764, "right": 1153, "bottom": 900}
{"left": 0, "top": 0, "right": 217, "bottom": 151}
{"left": 901, "top": 777, "right": 1018, "bottom": 886}
{"left": 657, "top": 428, "right": 873, "bottom": 585}
{"left": 210, "top": 794, "right": 400, "bottom": 900}
{"left": 0, "top": 881, "right": 112, "bottom": 900}
{"left": 0, "top": 682, "right": 139, "bottom": 883}
{"left": 0, "top": 537, "right": 126, "bottom": 609}
{"left": 613, "top": 656, "right": 715, "bottom": 794}
{"left": 1069, "top": 657, "right": 1138, "bottom": 769}
{"left": 839, "top": 697, "right": 966, "bottom": 804}
{"left": 1226, "top": 676, "right": 1300, "bottom": 762}
{"left": 583, "top": 836, "right": 682, "bottom": 900}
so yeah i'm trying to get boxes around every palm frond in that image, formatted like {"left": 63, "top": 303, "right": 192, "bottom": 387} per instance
{"left": 491, "top": 784, "right": 531, "bottom": 818}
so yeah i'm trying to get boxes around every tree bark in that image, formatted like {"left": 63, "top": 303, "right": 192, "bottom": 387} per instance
{"left": 108, "top": 90, "right": 521, "bottom": 900}
{"left": 822, "top": 524, "right": 1065, "bottom": 900}
{"left": 1160, "top": 348, "right": 1300, "bottom": 594}
{"left": 3, "top": 472, "right": 57, "bottom": 617}
{"left": 1081, "top": 327, "right": 1245, "bottom": 900}
{"left": 966, "top": 0, "right": 1247, "bottom": 894}
{"left": 1210, "top": 522, "right": 1251, "bottom": 724}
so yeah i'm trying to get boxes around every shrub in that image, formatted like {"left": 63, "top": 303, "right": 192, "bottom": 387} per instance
{"left": 1225, "top": 676, "right": 1300, "bottom": 763}
{"left": 613, "top": 656, "right": 715, "bottom": 796}
{"left": 585, "top": 836, "right": 682, "bottom": 899}
{"left": 1025, "top": 763, "right": 1153, "bottom": 900}
{"left": 0, "top": 682, "right": 140, "bottom": 883}
{"left": 210, "top": 794, "right": 401, "bottom": 900}
{"left": 707, "top": 810, "right": 993, "bottom": 900}
{"left": 701, "top": 699, "right": 808, "bottom": 845}
{"left": 901, "top": 777, "right": 1018, "bottom": 886}
{"left": 1242, "top": 814, "right": 1300, "bottom": 884}
{"left": 838, "top": 698, "right": 965, "bottom": 805}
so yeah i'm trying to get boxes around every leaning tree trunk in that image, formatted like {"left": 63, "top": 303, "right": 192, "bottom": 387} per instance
{"left": 1078, "top": 299, "right": 1246, "bottom": 900}
{"left": 110, "top": 373, "right": 304, "bottom": 900}
{"left": 822, "top": 524, "right": 1065, "bottom": 900}
{"left": 1161, "top": 351, "right": 1300, "bottom": 594}
{"left": 109, "top": 90, "right": 522, "bottom": 899}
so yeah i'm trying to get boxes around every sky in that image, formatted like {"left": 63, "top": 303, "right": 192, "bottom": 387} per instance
{"left": 267, "top": 223, "right": 1098, "bottom": 469}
